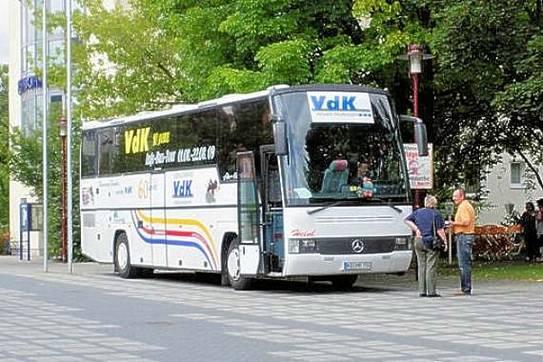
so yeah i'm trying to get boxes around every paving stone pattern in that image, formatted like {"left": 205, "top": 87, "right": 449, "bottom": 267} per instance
{"left": 0, "top": 258, "right": 542, "bottom": 361}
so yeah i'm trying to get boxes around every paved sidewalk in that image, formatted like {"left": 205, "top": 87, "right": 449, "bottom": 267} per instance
{"left": 1, "top": 255, "right": 543, "bottom": 361}
{"left": 0, "top": 255, "right": 540, "bottom": 296}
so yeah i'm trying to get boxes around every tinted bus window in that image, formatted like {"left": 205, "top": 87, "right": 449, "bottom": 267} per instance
{"left": 114, "top": 121, "right": 150, "bottom": 174}
{"left": 98, "top": 128, "right": 115, "bottom": 175}
{"left": 217, "top": 99, "right": 272, "bottom": 182}
{"left": 81, "top": 130, "right": 97, "bottom": 177}
{"left": 169, "top": 110, "right": 218, "bottom": 169}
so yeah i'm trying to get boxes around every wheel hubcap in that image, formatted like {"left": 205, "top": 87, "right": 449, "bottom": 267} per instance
{"left": 227, "top": 247, "right": 241, "bottom": 281}
{"left": 117, "top": 242, "right": 128, "bottom": 271}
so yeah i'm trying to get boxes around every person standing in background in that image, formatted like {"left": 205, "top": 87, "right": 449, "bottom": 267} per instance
{"left": 536, "top": 199, "right": 543, "bottom": 261}
{"left": 519, "top": 202, "right": 539, "bottom": 262}
{"left": 451, "top": 188, "right": 476, "bottom": 296}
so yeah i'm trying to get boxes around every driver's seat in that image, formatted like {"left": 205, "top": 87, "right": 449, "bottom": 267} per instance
{"left": 320, "top": 160, "right": 349, "bottom": 193}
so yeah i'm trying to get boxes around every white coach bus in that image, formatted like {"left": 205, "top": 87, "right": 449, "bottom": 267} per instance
{"left": 80, "top": 84, "right": 428, "bottom": 290}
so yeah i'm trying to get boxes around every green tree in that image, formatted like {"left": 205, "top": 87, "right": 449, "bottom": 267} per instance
{"left": 73, "top": 0, "right": 410, "bottom": 114}
{"left": 72, "top": 0, "right": 542, "bottom": 197}
{"left": 9, "top": 102, "right": 63, "bottom": 258}
{"left": 0, "top": 65, "right": 9, "bottom": 230}
{"left": 494, "top": 32, "right": 543, "bottom": 189}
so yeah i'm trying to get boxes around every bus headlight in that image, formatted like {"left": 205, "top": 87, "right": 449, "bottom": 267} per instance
{"left": 288, "top": 239, "right": 319, "bottom": 254}
{"left": 394, "top": 237, "right": 410, "bottom": 250}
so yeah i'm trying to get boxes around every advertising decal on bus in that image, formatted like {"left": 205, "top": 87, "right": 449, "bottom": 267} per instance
{"left": 307, "top": 92, "right": 374, "bottom": 124}
{"left": 132, "top": 210, "right": 219, "bottom": 270}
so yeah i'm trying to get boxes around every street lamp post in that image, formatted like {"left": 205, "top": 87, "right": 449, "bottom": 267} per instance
{"left": 59, "top": 116, "right": 67, "bottom": 262}
{"left": 406, "top": 44, "right": 431, "bottom": 208}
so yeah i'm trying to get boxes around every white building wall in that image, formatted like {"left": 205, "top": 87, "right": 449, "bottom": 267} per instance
{"left": 479, "top": 152, "right": 543, "bottom": 224}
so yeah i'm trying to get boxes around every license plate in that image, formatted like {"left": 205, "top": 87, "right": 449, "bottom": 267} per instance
{"left": 343, "top": 261, "right": 372, "bottom": 271}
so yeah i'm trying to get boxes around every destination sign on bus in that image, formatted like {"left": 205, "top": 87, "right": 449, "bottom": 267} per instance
{"left": 144, "top": 145, "right": 216, "bottom": 167}
{"left": 307, "top": 92, "right": 374, "bottom": 124}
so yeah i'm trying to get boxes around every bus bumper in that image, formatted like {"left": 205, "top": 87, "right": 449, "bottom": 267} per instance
{"left": 283, "top": 251, "right": 412, "bottom": 276}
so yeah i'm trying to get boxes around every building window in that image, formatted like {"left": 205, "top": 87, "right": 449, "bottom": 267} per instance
{"left": 510, "top": 162, "right": 523, "bottom": 188}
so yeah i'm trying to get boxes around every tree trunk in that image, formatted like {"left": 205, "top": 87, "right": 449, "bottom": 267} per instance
{"left": 516, "top": 149, "right": 543, "bottom": 191}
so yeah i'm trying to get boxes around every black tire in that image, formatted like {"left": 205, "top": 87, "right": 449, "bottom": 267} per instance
{"left": 114, "top": 233, "right": 140, "bottom": 279}
{"left": 226, "top": 239, "right": 253, "bottom": 290}
{"left": 331, "top": 275, "right": 358, "bottom": 290}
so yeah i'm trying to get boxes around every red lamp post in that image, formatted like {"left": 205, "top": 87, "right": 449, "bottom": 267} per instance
{"left": 408, "top": 44, "right": 423, "bottom": 118}
{"left": 406, "top": 44, "right": 431, "bottom": 208}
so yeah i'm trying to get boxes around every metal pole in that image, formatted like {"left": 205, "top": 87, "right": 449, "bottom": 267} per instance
{"left": 412, "top": 72, "right": 421, "bottom": 208}
{"left": 412, "top": 73, "right": 419, "bottom": 117}
{"left": 448, "top": 215, "right": 453, "bottom": 265}
{"left": 42, "top": 0, "right": 49, "bottom": 272}
{"left": 60, "top": 122, "right": 67, "bottom": 262}
{"left": 66, "top": 0, "right": 74, "bottom": 273}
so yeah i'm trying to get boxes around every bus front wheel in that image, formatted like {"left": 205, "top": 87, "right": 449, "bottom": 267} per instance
{"left": 226, "top": 240, "right": 252, "bottom": 290}
{"left": 115, "top": 233, "right": 139, "bottom": 279}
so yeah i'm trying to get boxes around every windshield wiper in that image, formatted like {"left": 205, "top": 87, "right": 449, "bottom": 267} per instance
{"left": 306, "top": 197, "right": 403, "bottom": 215}
{"left": 306, "top": 200, "right": 356, "bottom": 215}
{"left": 369, "top": 196, "right": 403, "bottom": 213}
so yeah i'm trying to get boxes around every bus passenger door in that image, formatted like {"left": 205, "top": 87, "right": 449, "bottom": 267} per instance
{"left": 260, "top": 145, "right": 284, "bottom": 273}
{"left": 150, "top": 171, "right": 167, "bottom": 267}
{"left": 236, "top": 151, "right": 262, "bottom": 277}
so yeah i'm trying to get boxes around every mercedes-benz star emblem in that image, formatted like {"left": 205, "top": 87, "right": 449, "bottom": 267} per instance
{"left": 351, "top": 239, "right": 365, "bottom": 253}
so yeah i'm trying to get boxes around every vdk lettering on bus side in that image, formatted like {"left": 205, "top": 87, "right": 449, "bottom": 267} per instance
{"left": 173, "top": 180, "right": 193, "bottom": 198}
{"left": 124, "top": 127, "right": 150, "bottom": 154}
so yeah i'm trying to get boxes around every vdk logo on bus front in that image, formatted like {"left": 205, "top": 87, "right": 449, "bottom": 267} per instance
{"left": 310, "top": 95, "right": 357, "bottom": 111}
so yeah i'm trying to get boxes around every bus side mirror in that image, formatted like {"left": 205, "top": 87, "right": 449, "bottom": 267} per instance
{"left": 414, "top": 122, "right": 428, "bottom": 156}
{"left": 400, "top": 115, "right": 428, "bottom": 157}
{"left": 273, "top": 120, "right": 288, "bottom": 156}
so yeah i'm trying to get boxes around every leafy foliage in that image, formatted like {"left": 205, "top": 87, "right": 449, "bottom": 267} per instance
{"left": 9, "top": 98, "right": 83, "bottom": 259}
{"left": 73, "top": 0, "right": 409, "bottom": 112}
{"left": 70, "top": 0, "right": 543, "bottom": 195}
{"left": 9, "top": 0, "right": 540, "bottom": 250}
{"left": 0, "top": 65, "right": 9, "bottom": 230}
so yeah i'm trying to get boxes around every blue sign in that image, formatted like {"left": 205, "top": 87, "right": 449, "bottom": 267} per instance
{"left": 307, "top": 91, "right": 374, "bottom": 124}
{"left": 173, "top": 180, "right": 193, "bottom": 198}
{"left": 18, "top": 75, "right": 42, "bottom": 95}
{"left": 310, "top": 95, "right": 358, "bottom": 111}
{"left": 20, "top": 203, "right": 30, "bottom": 232}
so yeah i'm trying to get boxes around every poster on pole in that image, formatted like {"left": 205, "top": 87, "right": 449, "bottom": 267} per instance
{"left": 403, "top": 143, "right": 433, "bottom": 189}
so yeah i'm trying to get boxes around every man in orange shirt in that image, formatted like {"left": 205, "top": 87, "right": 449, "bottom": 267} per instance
{"left": 451, "top": 188, "right": 476, "bottom": 295}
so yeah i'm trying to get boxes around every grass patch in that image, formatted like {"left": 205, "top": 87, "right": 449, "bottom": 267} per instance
{"left": 439, "top": 260, "right": 543, "bottom": 281}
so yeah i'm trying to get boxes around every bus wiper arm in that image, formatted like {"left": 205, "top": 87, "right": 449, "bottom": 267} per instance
{"left": 370, "top": 197, "right": 403, "bottom": 213}
{"left": 306, "top": 200, "right": 352, "bottom": 215}
{"left": 306, "top": 198, "right": 403, "bottom": 215}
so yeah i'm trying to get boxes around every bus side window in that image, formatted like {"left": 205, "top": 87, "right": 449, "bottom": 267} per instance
{"left": 217, "top": 108, "right": 239, "bottom": 181}
{"left": 81, "top": 130, "right": 97, "bottom": 177}
{"left": 268, "top": 159, "right": 281, "bottom": 204}
{"left": 98, "top": 128, "right": 114, "bottom": 176}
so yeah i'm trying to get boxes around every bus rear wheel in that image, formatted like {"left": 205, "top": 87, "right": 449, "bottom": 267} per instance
{"left": 115, "top": 233, "right": 139, "bottom": 279}
{"left": 226, "top": 240, "right": 252, "bottom": 290}
{"left": 331, "top": 275, "right": 358, "bottom": 290}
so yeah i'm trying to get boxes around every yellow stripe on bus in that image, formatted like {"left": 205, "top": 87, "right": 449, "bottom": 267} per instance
{"left": 136, "top": 210, "right": 218, "bottom": 262}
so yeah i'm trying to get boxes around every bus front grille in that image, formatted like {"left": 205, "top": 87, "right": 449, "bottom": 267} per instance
{"left": 317, "top": 237, "right": 396, "bottom": 255}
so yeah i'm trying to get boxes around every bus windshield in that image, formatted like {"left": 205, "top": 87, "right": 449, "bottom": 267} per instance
{"left": 275, "top": 90, "right": 409, "bottom": 206}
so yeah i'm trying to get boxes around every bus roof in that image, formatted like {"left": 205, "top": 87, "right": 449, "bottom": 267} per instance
{"left": 82, "top": 83, "right": 388, "bottom": 130}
